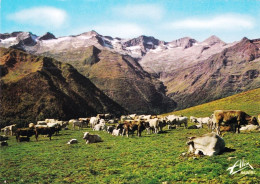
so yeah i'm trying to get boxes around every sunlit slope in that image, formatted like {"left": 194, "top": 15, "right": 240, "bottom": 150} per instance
{"left": 164, "top": 88, "right": 260, "bottom": 117}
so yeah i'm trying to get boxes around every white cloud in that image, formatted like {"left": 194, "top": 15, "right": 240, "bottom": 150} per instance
{"left": 113, "top": 4, "right": 164, "bottom": 20}
{"left": 169, "top": 14, "right": 255, "bottom": 30}
{"left": 7, "top": 7, "right": 67, "bottom": 29}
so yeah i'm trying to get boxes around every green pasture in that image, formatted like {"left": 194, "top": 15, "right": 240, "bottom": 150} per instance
{"left": 1, "top": 125, "right": 259, "bottom": 184}
{"left": 1, "top": 88, "right": 260, "bottom": 183}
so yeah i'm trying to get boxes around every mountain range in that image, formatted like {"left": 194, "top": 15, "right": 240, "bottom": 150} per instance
{"left": 0, "top": 31, "right": 259, "bottom": 124}
{"left": 0, "top": 47, "right": 126, "bottom": 126}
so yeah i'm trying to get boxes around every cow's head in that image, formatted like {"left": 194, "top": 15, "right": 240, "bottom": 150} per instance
{"left": 83, "top": 132, "right": 89, "bottom": 139}
{"left": 186, "top": 137, "right": 196, "bottom": 153}
{"left": 249, "top": 116, "right": 259, "bottom": 125}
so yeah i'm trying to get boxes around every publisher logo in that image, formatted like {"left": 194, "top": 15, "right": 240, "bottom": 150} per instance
{"left": 227, "top": 158, "right": 255, "bottom": 175}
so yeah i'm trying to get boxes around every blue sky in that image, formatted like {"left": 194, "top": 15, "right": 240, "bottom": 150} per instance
{"left": 1, "top": 0, "right": 259, "bottom": 42}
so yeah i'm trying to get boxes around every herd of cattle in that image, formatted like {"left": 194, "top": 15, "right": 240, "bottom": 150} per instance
{"left": 1, "top": 110, "right": 260, "bottom": 156}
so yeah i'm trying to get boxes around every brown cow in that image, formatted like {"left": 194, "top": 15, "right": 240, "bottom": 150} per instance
{"left": 213, "top": 110, "right": 258, "bottom": 135}
{"left": 35, "top": 127, "right": 56, "bottom": 141}
{"left": 123, "top": 120, "right": 146, "bottom": 137}
{"left": 15, "top": 128, "right": 36, "bottom": 142}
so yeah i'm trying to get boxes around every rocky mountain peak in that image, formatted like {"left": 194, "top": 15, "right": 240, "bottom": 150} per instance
{"left": 79, "top": 30, "right": 99, "bottom": 37}
{"left": 123, "top": 35, "right": 163, "bottom": 48}
{"left": 38, "top": 32, "right": 56, "bottom": 40}
{"left": 202, "top": 35, "right": 226, "bottom": 46}
{"left": 0, "top": 31, "right": 23, "bottom": 39}
{"left": 169, "top": 37, "right": 198, "bottom": 49}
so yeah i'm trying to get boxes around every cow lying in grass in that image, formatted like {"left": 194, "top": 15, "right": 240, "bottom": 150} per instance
{"left": 83, "top": 132, "right": 102, "bottom": 144}
{"left": 187, "top": 132, "right": 225, "bottom": 156}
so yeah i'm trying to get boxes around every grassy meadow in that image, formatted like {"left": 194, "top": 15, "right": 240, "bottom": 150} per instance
{"left": 1, "top": 88, "right": 260, "bottom": 184}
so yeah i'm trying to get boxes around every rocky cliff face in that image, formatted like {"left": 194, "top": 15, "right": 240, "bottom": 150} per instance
{"left": 165, "top": 37, "right": 260, "bottom": 109}
{"left": 41, "top": 46, "right": 177, "bottom": 114}
{"left": 0, "top": 48, "right": 126, "bottom": 127}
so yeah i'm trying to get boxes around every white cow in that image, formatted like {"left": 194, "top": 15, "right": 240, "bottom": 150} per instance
{"left": 112, "top": 129, "right": 122, "bottom": 136}
{"left": 196, "top": 117, "right": 211, "bottom": 125}
{"left": 93, "top": 122, "right": 106, "bottom": 131}
{"left": 90, "top": 117, "right": 100, "bottom": 128}
{"left": 240, "top": 125, "right": 260, "bottom": 132}
{"left": 1, "top": 124, "right": 17, "bottom": 136}
{"left": 148, "top": 118, "right": 159, "bottom": 134}
{"left": 83, "top": 132, "right": 102, "bottom": 144}
{"left": 175, "top": 117, "right": 188, "bottom": 128}
{"left": 69, "top": 119, "right": 82, "bottom": 130}
{"left": 187, "top": 133, "right": 225, "bottom": 156}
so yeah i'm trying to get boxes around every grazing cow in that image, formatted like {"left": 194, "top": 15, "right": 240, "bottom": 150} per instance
{"left": 213, "top": 110, "right": 258, "bottom": 135}
{"left": 187, "top": 133, "right": 225, "bottom": 156}
{"left": 35, "top": 127, "right": 56, "bottom": 141}
{"left": 67, "top": 139, "right": 78, "bottom": 144}
{"left": 46, "top": 123, "right": 61, "bottom": 135}
{"left": 196, "top": 117, "right": 211, "bottom": 125}
{"left": 175, "top": 117, "right": 188, "bottom": 128}
{"left": 15, "top": 128, "right": 36, "bottom": 142}
{"left": 93, "top": 123, "right": 106, "bottom": 131}
{"left": 2, "top": 124, "right": 17, "bottom": 136}
{"left": 90, "top": 117, "right": 100, "bottom": 128}
{"left": 123, "top": 120, "right": 146, "bottom": 137}
{"left": 83, "top": 132, "right": 102, "bottom": 144}
{"left": 166, "top": 115, "right": 180, "bottom": 129}
{"left": 69, "top": 119, "right": 82, "bottom": 130}
{"left": 106, "top": 126, "right": 115, "bottom": 134}
{"left": 258, "top": 114, "right": 260, "bottom": 124}
{"left": 148, "top": 118, "right": 160, "bottom": 134}
{"left": 78, "top": 118, "right": 90, "bottom": 128}
{"left": 112, "top": 129, "right": 123, "bottom": 136}
{"left": 56, "top": 120, "right": 69, "bottom": 128}
{"left": 158, "top": 119, "right": 167, "bottom": 132}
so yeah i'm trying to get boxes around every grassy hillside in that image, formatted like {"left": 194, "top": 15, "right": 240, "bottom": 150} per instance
{"left": 164, "top": 88, "right": 260, "bottom": 117}
{"left": 1, "top": 126, "right": 259, "bottom": 184}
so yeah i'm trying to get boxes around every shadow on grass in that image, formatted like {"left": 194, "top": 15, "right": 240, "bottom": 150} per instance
{"left": 220, "top": 147, "right": 236, "bottom": 155}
